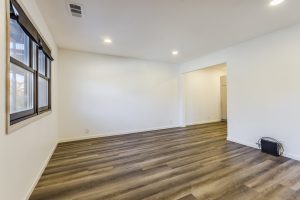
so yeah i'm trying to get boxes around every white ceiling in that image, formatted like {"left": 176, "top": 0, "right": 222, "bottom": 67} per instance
{"left": 35, "top": 0, "right": 300, "bottom": 63}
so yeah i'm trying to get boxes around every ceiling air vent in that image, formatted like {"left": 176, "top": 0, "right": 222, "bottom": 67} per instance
{"left": 68, "top": 3, "right": 83, "bottom": 18}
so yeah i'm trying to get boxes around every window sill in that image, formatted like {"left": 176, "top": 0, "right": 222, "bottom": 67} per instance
{"left": 7, "top": 110, "right": 52, "bottom": 134}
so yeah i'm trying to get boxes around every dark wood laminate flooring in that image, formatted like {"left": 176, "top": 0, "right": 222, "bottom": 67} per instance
{"left": 30, "top": 122, "right": 300, "bottom": 200}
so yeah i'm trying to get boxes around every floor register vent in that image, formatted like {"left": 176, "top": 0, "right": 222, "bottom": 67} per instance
{"left": 257, "top": 137, "right": 284, "bottom": 157}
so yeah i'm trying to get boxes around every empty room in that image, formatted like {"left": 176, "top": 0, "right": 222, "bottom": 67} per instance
{"left": 1, "top": 0, "right": 300, "bottom": 199}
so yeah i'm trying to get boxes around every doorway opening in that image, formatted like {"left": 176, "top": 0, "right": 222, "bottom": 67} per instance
{"left": 182, "top": 63, "right": 227, "bottom": 126}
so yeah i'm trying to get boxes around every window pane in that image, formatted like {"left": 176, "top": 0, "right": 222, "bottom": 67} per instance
{"left": 10, "top": 19, "right": 30, "bottom": 66}
{"left": 10, "top": 63, "right": 34, "bottom": 114}
{"left": 38, "top": 77, "right": 48, "bottom": 108}
{"left": 38, "top": 50, "right": 46, "bottom": 75}
{"left": 47, "top": 58, "right": 51, "bottom": 78}
{"left": 32, "top": 42, "right": 38, "bottom": 70}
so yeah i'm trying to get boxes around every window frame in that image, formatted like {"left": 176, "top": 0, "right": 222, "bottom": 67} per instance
{"left": 38, "top": 53, "right": 51, "bottom": 113}
{"left": 6, "top": 0, "right": 53, "bottom": 132}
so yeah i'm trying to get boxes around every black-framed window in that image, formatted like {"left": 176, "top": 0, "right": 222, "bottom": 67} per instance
{"left": 38, "top": 49, "right": 51, "bottom": 112}
{"left": 9, "top": 0, "right": 53, "bottom": 125}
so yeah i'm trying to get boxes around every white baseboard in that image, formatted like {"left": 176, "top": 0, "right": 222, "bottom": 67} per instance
{"left": 25, "top": 142, "right": 57, "bottom": 200}
{"left": 59, "top": 124, "right": 180, "bottom": 143}
{"left": 227, "top": 137, "right": 300, "bottom": 161}
{"left": 59, "top": 121, "right": 224, "bottom": 143}
{"left": 282, "top": 152, "right": 300, "bottom": 161}
{"left": 227, "top": 137, "right": 258, "bottom": 149}
{"left": 186, "top": 119, "right": 222, "bottom": 126}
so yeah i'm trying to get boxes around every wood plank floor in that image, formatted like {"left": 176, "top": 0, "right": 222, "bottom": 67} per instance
{"left": 30, "top": 122, "right": 300, "bottom": 200}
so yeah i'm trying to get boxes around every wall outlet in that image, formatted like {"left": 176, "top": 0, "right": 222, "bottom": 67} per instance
{"left": 85, "top": 129, "right": 90, "bottom": 134}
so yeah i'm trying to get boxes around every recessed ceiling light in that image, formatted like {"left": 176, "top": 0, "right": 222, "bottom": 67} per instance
{"left": 270, "top": 0, "right": 285, "bottom": 6}
{"left": 104, "top": 38, "right": 112, "bottom": 44}
{"left": 172, "top": 51, "right": 179, "bottom": 55}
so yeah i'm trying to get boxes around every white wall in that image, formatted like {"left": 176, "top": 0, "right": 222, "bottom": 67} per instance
{"left": 58, "top": 49, "right": 179, "bottom": 141}
{"left": 2, "top": 1, "right": 300, "bottom": 199}
{"left": 0, "top": 0, "right": 59, "bottom": 200}
{"left": 180, "top": 23, "right": 300, "bottom": 161}
{"left": 184, "top": 65, "right": 226, "bottom": 125}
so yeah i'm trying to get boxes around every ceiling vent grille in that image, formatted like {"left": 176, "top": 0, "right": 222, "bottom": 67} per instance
{"left": 68, "top": 3, "right": 83, "bottom": 18}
